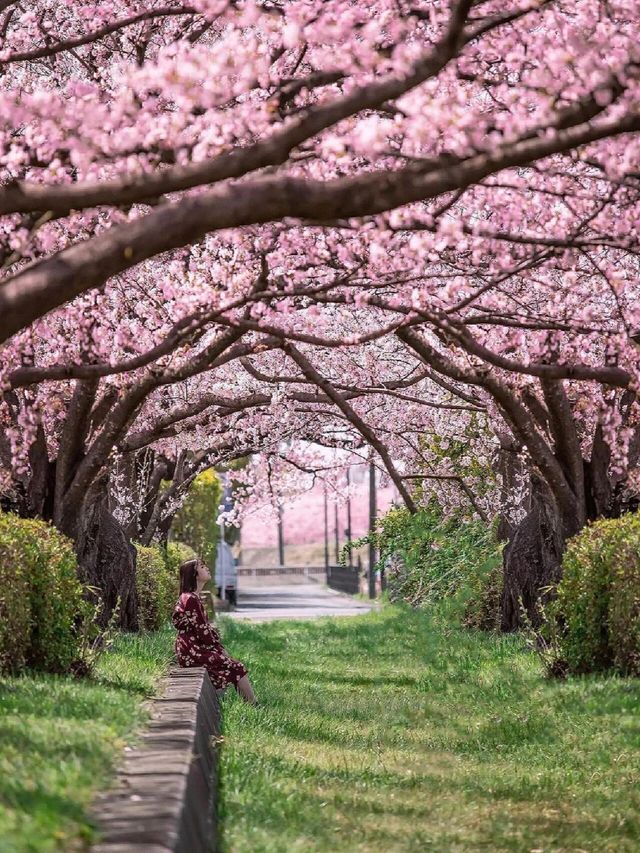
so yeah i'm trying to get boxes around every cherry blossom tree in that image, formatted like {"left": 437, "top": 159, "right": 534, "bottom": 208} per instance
{"left": 0, "top": 242, "right": 430, "bottom": 624}
{"left": 225, "top": 205, "right": 640, "bottom": 626}
{"left": 2, "top": 0, "right": 640, "bottom": 628}
{"left": 1, "top": 0, "right": 639, "bottom": 338}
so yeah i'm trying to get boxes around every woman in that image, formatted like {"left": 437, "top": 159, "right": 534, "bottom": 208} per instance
{"left": 172, "top": 559, "right": 257, "bottom": 704}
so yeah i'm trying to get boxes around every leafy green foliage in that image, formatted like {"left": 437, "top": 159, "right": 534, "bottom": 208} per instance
{"left": 351, "top": 502, "right": 502, "bottom": 611}
{"left": 519, "top": 595, "right": 568, "bottom": 680}
{"left": 0, "top": 516, "right": 30, "bottom": 673}
{"left": 163, "top": 539, "right": 200, "bottom": 597}
{"left": 0, "top": 512, "right": 83, "bottom": 674}
{"left": 554, "top": 513, "right": 640, "bottom": 675}
{"left": 164, "top": 540, "right": 197, "bottom": 573}
{"left": 461, "top": 551, "right": 504, "bottom": 631}
{"left": 170, "top": 468, "right": 222, "bottom": 565}
{"left": 418, "top": 417, "right": 497, "bottom": 504}
{"left": 71, "top": 589, "right": 122, "bottom": 677}
{"left": 135, "top": 543, "right": 180, "bottom": 631}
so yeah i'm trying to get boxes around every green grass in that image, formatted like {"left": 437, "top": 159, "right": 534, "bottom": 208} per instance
{"left": 219, "top": 606, "right": 640, "bottom": 852}
{"left": 0, "top": 625, "right": 173, "bottom": 852}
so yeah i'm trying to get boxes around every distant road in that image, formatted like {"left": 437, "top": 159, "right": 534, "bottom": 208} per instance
{"left": 224, "top": 579, "right": 376, "bottom": 623}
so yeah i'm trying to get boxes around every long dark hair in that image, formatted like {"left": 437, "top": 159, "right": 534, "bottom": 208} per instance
{"left": 179, "top": 559, "right": 199, "bottom": 594}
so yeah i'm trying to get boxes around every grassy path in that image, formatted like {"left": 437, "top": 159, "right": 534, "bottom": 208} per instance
{"left": 219, "top": 606, "right": 640, "bottom": 852}
{"left": 0, "top": 626, "right": 173, "bottom": 852}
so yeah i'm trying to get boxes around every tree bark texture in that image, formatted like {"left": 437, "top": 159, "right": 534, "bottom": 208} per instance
{"left": 500, "top": 478, "right": 572, "bottom": 631}
{"left": 67, "top": 478, "right": 138, "bottom": 631}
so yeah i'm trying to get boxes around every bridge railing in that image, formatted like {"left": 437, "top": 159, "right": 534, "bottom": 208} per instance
{"left": 236, "top": 564, "right": 362, "bottom": 596}
{"left": 237, "top": 565, "right": 326, "bottom": 577}
{"left": 326, "top": 564, "right": 360, "bottom": 595}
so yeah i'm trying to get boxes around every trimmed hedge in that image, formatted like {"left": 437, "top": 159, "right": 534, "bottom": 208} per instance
{"left": 0, "top": 513, "right": 83, "bottom": 674}
{"left": 134, "top": 543, "right": 183, "bottom": 631}
{"left": 556, "top": 514, "right": 640, "bottom": 675}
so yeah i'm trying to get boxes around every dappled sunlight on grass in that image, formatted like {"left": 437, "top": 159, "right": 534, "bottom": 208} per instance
{"left": 0, "top": 624, "right": 173, "bottom": 852}
{"left": 219, "top": 607, "right": 640, "bottom": 852}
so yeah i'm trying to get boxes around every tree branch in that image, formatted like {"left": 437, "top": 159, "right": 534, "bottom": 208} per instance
{"left": 284, "top": 342, "right": 418, "bottom": 512}
{"left": 3, "top": 105, "right": 638, "bottom": 345}
{"left": 1, "top": 7, "right": 199, "bottom": 66}
{"left": 397, "top": 326, "right": 578, "bottom": 514}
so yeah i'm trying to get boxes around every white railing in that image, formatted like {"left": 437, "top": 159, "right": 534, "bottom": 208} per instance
{"left": 236, "top": 565, "right": 328, "bottom": 577}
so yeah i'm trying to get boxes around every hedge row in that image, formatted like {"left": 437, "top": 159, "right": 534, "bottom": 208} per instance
{"left": 0, "top": 509, "right": 199, "bottom": 673}
{"left": 170, "top": 468, "right": 222, "bottom": 566}
{"left": 555, "top": 513, "right": 640, "bottom": 676}
{"left": 0, "top": 513, "right": 83, "bottom": 674}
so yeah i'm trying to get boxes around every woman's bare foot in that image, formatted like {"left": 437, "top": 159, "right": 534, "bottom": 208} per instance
{"left": 236, "top": 674, "right": 257, "bottom": 705}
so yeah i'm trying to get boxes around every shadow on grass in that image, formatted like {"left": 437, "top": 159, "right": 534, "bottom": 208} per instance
{"left": 0, "top": 628, "right": 174, "bottom": 852}
{"left": 220, "top": 606, "right": 640, "bottom": 851}
{"left": 92, "top": 673, "right": 159, "bottom": 696}
{"left": 3, "top": 783, "right": 92, "bottom": 824}
{"left": 221, "top": 748, "right": 640, "bottom": 851}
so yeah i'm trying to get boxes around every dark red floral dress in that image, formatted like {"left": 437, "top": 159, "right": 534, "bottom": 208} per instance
{"left": 172, "top": 592, "right": 248, "bottom": 689}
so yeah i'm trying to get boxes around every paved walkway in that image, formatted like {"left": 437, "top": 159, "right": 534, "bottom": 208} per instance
{"left": 224, "top": 579, "right": 377, "bottom": 622}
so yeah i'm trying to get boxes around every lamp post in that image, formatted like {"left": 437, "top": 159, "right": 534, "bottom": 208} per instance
{"left": 218, "top": 471, "right": 233, "bottom": 601}
{"left": 218, "top": 515, "right": 225, "bottom": 601}
{"left": 323, "top": 482, "right": 329, "bottom": 571}
{"left": 277, "top": 503, "right": 285, "bottom": 566}
{"left": 345, "top": 466, "right": 353, "bottom": 568}
{"left": 219, "top": 473, "right": 234, "bottom": 601}
{"left": 368, "top": 461, "right": 377, "bottom": 599}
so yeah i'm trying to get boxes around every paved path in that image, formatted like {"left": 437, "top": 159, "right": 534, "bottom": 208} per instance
{"left": 224, "top": 579, "right": 377, "bottom": 622}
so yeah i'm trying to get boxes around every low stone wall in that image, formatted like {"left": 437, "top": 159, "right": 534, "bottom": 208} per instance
{"left": 92, "top": 667, "right": 221, "bottom": 853}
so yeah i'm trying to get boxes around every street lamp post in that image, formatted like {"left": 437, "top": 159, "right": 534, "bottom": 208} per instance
{"left": 323, "top": 482, "right": 329, "bottom": 571}
{"left": 219, "top": 515, "right": 225, "bottom": 601}
{"left": 277, "top": 503, "right": 285, "bottom": 566}
{"left": 345, "top": 467, "right": 353, "bottom": 568}
{"left": 219, "top": 473, "right": 234, "bottom": 602}
{"left": 368, "top": 461, "right": 377, "bottom": 599}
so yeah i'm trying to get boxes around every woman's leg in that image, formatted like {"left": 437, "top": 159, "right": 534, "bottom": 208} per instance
{"left": 236, "top": 674, "right": 257, "bottom": 704}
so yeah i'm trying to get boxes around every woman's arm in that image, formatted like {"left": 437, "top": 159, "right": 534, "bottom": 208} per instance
{"left": 192, "top": 595, "right": 220, "bottom": 648}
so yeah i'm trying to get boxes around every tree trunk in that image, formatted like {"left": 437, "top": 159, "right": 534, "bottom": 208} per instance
{"left": 67, "top": 477, "right": 139, "bottom": 631}
{"left": 500, "top": 477, "right": 577, "bottom": 631}
{"left": 493, "top": 433, "right": 525, "bottom": 543}
{"left": 156, "top": 511, "right": 174, "bottom": 547}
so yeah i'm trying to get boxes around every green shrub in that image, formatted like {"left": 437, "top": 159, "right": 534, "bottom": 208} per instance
{"left": 164, "top": 539, "right": 198, "bottom": 598}
{"left": 555, "top": 514, "right": 640, "bottom": 675}
{"left": 0, "top": 517, "right": 32, "bottom": 672}
{"left": 0, "top": 512, "right": 83, "bottom": 674}
{"left": 170, "top": 469, "right": 222, "bottom": 565}
{"left": 135, "top": 543, "right": 179, "bottom": 631}
{"left": 353, "top": 501, "right": 502, "bottom": 613}
{"left": 164, "top": 540, "right": 197, "bottom": 574}
{"left": 462, "top": 551, "right": 504, "bottom": 632}
{"left": 157, "top": 551, "right": 180, "bottom": 621}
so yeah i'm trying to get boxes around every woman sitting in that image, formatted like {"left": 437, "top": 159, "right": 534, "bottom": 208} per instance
{"left": 172, "top": 559, "right": 257, "bottom": 704}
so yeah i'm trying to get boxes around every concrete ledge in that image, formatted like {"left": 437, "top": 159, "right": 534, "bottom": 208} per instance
{"left": 92, "top": 667, "right": 221, "bottom": 853}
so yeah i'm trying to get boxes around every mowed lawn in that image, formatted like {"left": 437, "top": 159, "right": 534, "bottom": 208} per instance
{"left": 0, "top": 627, "right": 173, "bottom": 852}
{"left": 219, "top": 607, "right": 640, "bottom": 852}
